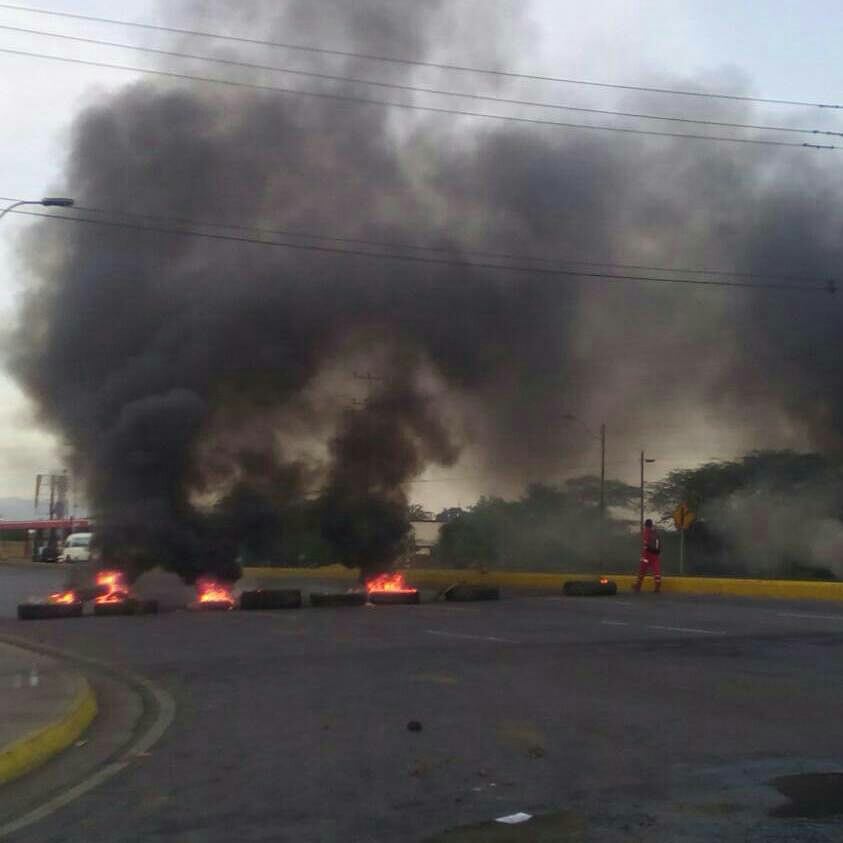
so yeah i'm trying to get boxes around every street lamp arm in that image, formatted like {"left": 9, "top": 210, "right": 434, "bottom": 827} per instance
{"left": 0, "top": 200, "right": 30, "bottom": 222}
{"left": 0, "top": 197, "right": 75, "bottom": 223}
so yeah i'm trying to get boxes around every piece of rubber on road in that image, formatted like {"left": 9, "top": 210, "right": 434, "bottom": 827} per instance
{"left": 443, "top": 584, "right": 500, "bottom": 602}
{"left": 310, "top": 592, "right": 367, "bottom": 608}
{"left": 562, "top": 579, "right": 618, "bottom": 596}
{"left": 368, "top": 590, "right": 420, "bottom": 605}
{"left": 93, "top": 598, "right": 159, "bottom": 616}
{"left": 240, "top": 589, "right": 302, "bottom": 611}
{"left": 17, "top": 602, "right": 84, "bottom": 620}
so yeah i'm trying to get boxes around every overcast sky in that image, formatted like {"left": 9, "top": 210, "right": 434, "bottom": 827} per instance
{"left": 1, "top": 0, "right": 841, "bottom": 511}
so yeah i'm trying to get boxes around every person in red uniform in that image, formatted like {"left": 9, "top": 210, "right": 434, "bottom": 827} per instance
{"left": 635, "top": 518, "right": 662, "bottom": 593}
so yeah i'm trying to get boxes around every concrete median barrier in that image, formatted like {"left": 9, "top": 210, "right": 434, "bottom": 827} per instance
{"left": 246, "top": 565, "right": 843, "bottom": 602}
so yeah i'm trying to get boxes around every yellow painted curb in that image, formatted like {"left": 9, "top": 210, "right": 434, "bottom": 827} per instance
{"left": 0, "top": 677, "right": 97, "bottom": 786}
{"left": 245, "top": 566, "right": 843, "bottom": 602}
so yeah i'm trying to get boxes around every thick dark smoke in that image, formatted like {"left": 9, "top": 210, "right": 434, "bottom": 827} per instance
{"left": 320, "top": 374, "right": 457, "bottom": 579}
{"left": 8, "top": 0, "right": 843, "bottom": 581}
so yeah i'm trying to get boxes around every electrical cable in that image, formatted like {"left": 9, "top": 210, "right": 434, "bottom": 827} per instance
{"left": 5, "top": 205, "right": 835, "bottom": 292}
{"left": 0, "top": 23, "right": 839, "bottom": 138}
{"left": 1, "top": 195, "right": 833, "bottom": 287}
{"left": 0, "top": 46, "right": 837, "bottom": 150}
{"left": 0, "top": 1, "right": 840, "bottom": 110}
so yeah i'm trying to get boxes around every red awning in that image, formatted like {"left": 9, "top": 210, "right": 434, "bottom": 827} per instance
{"left": 0, "top": 519, "right": 91, "bottom": 531}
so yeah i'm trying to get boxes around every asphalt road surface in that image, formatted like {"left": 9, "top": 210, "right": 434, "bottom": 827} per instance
{"left": 1, "top": 564, "right": 842, "bottom": 842}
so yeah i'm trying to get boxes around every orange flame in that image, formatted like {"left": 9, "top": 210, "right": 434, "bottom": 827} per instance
{"left": 599, "top": 577, "right": 609, "bottom": 585}
{"left": 48, "top": 590, "right": 77, "bottom": 604}
{"left": 196, "top": 579, "right": 234, "bottom": 606}
{"left": 366, "top": 572, "right": 417, "bottom": 594}
{"left": 95, "top": 570, "right": 129, "bottom": 604}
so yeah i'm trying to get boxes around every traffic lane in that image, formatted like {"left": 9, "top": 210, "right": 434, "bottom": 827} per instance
{"left": 7, "top": 636, "right": 843, "bottom": 842}
{"left": 6, "top": 560, "right": 843, "bottom": 640}
{"left": 5, "top": 590, "right": 843, "bottom": 670}
{"left": 491, "top": 592, "right": 843, "bottom": 642}
{"left": 3, "top": 604, "right": 843, "bottom": 841}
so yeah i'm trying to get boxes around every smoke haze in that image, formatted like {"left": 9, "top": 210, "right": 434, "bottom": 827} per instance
{"left": 8, "top": 0, "right": 843, "bottom": 579}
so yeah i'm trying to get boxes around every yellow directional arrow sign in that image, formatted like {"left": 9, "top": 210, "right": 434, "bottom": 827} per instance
{"left": 673, "top": 503, "right": 696, "bottom": 531}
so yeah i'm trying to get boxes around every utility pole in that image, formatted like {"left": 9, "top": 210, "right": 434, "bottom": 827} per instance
{"left": 640, "top": 451, "right": 655, "bottom": 533}
{"left": 48, "top": 474, "right": 56, "bottom": 520}
{"left": 561, "top": 414, "right": 605, "bottom": 519}
{"left": 599, "top": 424, "right": 606, "bottom": 522}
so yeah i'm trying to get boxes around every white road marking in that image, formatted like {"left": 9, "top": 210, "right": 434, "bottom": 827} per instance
{"left": 601, "top": 620, "right": 629, "bottom": 626}
{"left": 0, "top": 638, "right": 176, "bottom": 840}
{"left": 425, "top": 629, "right": 518, "bottom": 644}
{"left": 647, "top": 624, "right": 722, "bottom": 635}
{"left": 777, "top": 612, "right": 843, "bottom": 622}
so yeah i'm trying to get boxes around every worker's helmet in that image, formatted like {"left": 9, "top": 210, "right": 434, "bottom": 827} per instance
{"left": 644, "top": 518, "right": 653, "bottom": 528}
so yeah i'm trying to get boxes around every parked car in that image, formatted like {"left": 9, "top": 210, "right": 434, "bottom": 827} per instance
{"left": 62, "top": 532, "right": 93, "bottom": 563}
{"left": 36, "top": 541, "right": 60, "bottom": 564}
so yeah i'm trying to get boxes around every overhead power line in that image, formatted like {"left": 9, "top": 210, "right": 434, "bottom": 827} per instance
{"left": 0, "top": 23, "right": 839, "bottom": 139}
{"left": 0, "top": 46, "right": 837, "bottom": 150}
{"left": 6, "top": 206, "right": 836, "bottom": 293}
{"left": 0, "top": 2, "right": 840, "bottom": 110}
{"left": 0, "top": 196, "right": 834, "bottom": 288}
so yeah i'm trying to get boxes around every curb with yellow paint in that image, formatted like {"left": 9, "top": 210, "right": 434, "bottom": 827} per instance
{"left": 0, "top": 677, "right": 97, "bottom": 786}
{"left": 245, "top": 564, "right": 843, "bottom": 602}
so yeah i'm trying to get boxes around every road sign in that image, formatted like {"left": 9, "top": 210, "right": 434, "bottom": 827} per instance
{"left": 673, "top": 503, "right": 695, "bottom": 531}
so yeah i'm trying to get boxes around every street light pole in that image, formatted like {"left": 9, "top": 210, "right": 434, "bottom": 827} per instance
{"left": 0, "top": 197, "right": 74, "bottom": 223}
{"left": 640, "top": 451, "right": 656, "bottom": 533}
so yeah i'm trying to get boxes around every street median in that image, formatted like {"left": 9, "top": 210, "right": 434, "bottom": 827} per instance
{"left": 244, "top": 565, "right": 843, "bottom": 602}
{"left": 0, "top": 667, "right": 97, "bottom": 786}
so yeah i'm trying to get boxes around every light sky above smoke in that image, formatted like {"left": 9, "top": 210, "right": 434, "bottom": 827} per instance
{"left": 1, "top": 0, "right": 843, "bottom": 514}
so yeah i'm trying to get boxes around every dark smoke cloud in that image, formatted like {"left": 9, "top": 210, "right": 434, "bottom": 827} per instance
{"left": 8, "top": 0, "right": 843, "bottom": 580}
{"left": 320, "top": 372, "right": 458, "bottom": 579}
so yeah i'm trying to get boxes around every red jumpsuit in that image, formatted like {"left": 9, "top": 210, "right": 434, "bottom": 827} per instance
{"left": 635, "top": 525, "right": 662, "bottom": 592}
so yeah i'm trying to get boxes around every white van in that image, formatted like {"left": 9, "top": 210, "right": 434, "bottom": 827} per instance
{"left": 62, "top": 532, "right": 93, "bottom": 563}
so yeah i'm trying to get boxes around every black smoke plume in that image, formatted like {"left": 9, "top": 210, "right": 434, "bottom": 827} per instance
{"left": 8, "top": 0, "right": 843, "bottom": 581}
{"left": 319, "top": 376, "right": 457, "bottom": 580}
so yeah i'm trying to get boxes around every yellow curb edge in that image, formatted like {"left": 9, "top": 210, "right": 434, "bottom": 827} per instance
{"left": 245, "top": 566, "right": 843, "bottom": 602}
{"left": 0, "top": 677, "right": 97, "bottom": 786}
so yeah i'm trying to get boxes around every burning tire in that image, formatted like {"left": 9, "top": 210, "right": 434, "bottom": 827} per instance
{"left": 190, "top": 600, "right": 234, "bottom": 611}
{"left": 75, "top": 585, "right": 111, "bottom": 603}
{"left": 93, "top": 598, "right": 159, "bottom": 616}
{"left": 18, "top": 602, "right": 84, "bottom": 620}
{"left": 368, "top": 590, "right": 420, "bottom": 605}
{"left": 443, "top": 584, "right": 500, "bottom": 602}
{"left": 310, "top": 592, "right": 367, "bottom": 608}
{"left": 94, "top": 599, "right": 134, "bottom": 617}
{"left": 562, "top": 579, "right": 618, "bottom": 597}
{"left": 240, "top": 589, "right": 302, "bottom": 611}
